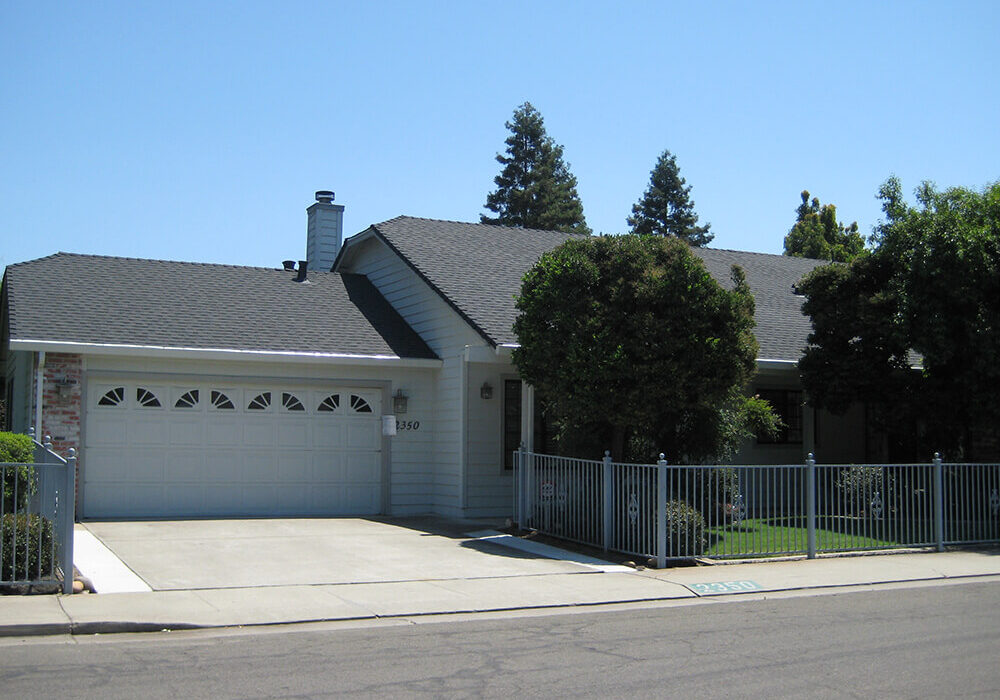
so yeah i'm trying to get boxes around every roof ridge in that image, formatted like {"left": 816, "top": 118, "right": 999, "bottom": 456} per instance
{"left": 697, "top": 246, "right": 829, "bottom": 263}
{"left": 377, "top": 215, "right": 586, "bottom": 237}
{"left": 6, "top": 251, "right": 332, "bottom": 273}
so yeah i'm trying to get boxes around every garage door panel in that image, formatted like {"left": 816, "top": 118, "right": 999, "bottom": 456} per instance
{"left": 87, "top": 417, "right": 127, "bottom": 447}
{"left": 278, "top": 452, "right": 311, "bottom": 482}
{"left": 169, "top": 419, "right": 204, "bottom": 446}
{"left": 345, "top": 422, "right": 379, "bottom": 449}
{"left": 85, "top": 379, "right": 383, "bottom": 518}
{"left": 243, "top": 420, "right": 276, "bottom": 447}
{"left": 167, "top": 450, "right": 206, "bottom": 481}
{"left": 243, "top": 451, "right": 276, "bottom": 482}
{"left": 206, "top": 420, "right": 243, "bottom": 448}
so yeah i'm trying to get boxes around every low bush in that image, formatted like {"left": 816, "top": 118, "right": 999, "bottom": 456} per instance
{"left": 1, "top": 513, "right": 56, "bottom": 582}
{"left": 1, "top": 431, "right": 36, "bottom": 513}
{"left": 665, "top": 499, "right": 707, "bottom": 557}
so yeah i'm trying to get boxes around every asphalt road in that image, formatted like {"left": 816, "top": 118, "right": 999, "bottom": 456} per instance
{"left": 2, "top": 581, "right": 998, "bottom": 698}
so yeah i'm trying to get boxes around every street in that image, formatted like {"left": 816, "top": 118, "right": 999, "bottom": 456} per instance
{"left": 2, "top": 581, "right": 998, "bottom": 698}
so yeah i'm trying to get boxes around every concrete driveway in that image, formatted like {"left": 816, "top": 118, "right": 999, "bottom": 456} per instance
{"left": 79, "top": 517, "right": 596, "bottom": 591}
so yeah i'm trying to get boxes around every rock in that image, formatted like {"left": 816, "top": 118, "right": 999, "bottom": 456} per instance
{"left": 72, "top": 579, "right": 85, "bottom": 594}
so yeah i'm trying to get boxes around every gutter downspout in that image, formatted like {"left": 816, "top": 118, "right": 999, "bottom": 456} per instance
{"left": 459, "top": 347, "right": 470, "bottom": 511}
{"left": 35, "top": 351, "right": 45, "bottom": 437}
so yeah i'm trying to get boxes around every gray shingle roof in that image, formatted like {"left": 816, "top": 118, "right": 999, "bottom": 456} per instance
{"left": 363, "top": 216, "right": 581, "bottom": 346}
{"left": 690, "top": 247, "right": 827, "bottom": 362}
{"left": 353, "top": 217, "right": 827, "bottom": 361}
{"left": 3, "top": 253, "right": 437, "bottom": 360}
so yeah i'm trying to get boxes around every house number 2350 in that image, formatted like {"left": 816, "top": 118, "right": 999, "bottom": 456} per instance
{"left": 396, "top": 420, "right": 420, "bottom": 431}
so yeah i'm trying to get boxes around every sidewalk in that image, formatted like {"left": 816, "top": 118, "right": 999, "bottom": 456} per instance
{"left": 3, "top": 533, "right": 999, "bottom": 637}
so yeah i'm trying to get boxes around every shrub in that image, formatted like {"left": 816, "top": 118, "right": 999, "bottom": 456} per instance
{"left": 1, "top": 513, "right": 56, "bottom": 582}
{"left": 835, "top": 465, "right": 893, "bottom": 517}
{"left": 1, "top": 431, "right": 36, "bottom": 513}
{"left": 665, "top": 499, "right": 707, "bottom": 557}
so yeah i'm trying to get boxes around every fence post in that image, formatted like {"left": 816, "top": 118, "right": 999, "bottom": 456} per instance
{"left": 806, "top": 453, "right": 817, "bottom": 559}
{"left": 602, "top": 450, "right": 613, "bottom": 552}
{"left": 657, "top": 453, "right": 667, "bottom": 569}
{"left": 62, "top": 448, "right": 77, "bottom": 595}
{"left": 933, "top": 452, "right": 944, "bottom": 552}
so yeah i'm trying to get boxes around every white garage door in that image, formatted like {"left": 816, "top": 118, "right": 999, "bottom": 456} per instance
{"left": 83, "top": 379, "right": 383, "bottom": 518}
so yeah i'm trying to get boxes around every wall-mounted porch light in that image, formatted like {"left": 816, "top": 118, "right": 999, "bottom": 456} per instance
{"left": 55, "top": 377, "right": 77, "bottom": 399}
{"left": 480, "top": 382, "right": 493, "bottom": 400}
{"left": 393, "top": 389, "right": 408, "bottom": 414}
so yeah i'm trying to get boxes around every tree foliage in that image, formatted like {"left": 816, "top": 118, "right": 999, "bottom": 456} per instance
{"left": 482, "top": 103, "right": 590, "bottom": 235}
{"left": 627, "top": 150, "right": 713, "bottom": 246}
{"left": 798, "top": 178, "right": 1000, "bottom": 459}
{"left": 783, "top": 190, "right": 864, "bottom": 262}
{"left": 513, "top": 235, "right": 777, "bottom": 462}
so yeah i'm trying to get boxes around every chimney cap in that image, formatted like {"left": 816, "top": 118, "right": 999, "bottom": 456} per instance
{"left": 315, "top": 190, "right": 335, "bottom": 204}
{"left": 282, "top": 260, "right": 296, "bottom": 271}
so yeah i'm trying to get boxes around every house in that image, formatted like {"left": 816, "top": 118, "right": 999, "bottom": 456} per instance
{"left": 0, "top": 192, "right": 867, "bottom": 520}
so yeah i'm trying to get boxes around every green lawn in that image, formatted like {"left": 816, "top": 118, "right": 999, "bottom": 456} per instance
{"left": 705, "top": 517, "right": 900, "bottom": 557}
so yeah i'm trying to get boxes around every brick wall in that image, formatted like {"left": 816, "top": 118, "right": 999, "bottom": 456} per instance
{"left": 39, "top": 352, "right": 82, "bottom": 460}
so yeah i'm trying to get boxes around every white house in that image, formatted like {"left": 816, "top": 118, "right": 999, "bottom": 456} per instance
{"left": 1, "top": 192, "right": 867, "bottom": 520}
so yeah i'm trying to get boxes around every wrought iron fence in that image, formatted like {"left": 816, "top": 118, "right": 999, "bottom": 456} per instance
{"left": 513, "top": 448, "right": 1000, "bottom": 567}
{"left": 1, "top": 434, "right": 76, "bottom": 593}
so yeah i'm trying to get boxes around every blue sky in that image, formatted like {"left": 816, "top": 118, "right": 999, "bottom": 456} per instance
{"left": 2, "top": 1, "right": 998, "bottom": 270}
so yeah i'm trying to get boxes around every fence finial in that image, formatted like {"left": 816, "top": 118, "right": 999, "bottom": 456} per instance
{"left": 604, "top": 450, "right": 611, "bottom": 458}
{"left": 658, "top": 453, "right": 666, "bottom": 462}
{"left": 934, "top": 452, "right": 941, "bottom": 461}
{"left": 28, "top": 426, "right": 36, "bottom": 438}
{"left": 44, "top": 434, "right": 53, "bottom": 449}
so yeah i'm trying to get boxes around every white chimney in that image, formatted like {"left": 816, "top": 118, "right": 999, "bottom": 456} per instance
{"left": 306, "top": 190, "right": 344, "bottom": 271}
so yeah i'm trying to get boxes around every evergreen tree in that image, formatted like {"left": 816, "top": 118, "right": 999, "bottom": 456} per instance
{"left": 482, "top": 103, "right": 590, "bottom": 235}
{"left": 783, "top": 190, "right": 864, "bottom": 262}
{"left": 627, "top": 150, "right": 713, "bottom": 246}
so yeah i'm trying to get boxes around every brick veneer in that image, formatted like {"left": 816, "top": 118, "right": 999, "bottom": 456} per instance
{"left": 38, "top": 352, "right": 82, "bottom": 466}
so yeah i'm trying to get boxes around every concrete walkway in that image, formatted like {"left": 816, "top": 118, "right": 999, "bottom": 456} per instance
{"left": 2, "top": 526, "right": 999, "bottom": 637}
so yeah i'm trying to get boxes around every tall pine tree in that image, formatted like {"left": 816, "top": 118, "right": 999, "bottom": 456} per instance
{"left": 783, "top": 190, "right": 864, "bottom": 262}
{"left": 628, "top": 150, "right": 713, "bottom": 246}
{"left": 482, "top": 103, "right": 591, "bottom": 235}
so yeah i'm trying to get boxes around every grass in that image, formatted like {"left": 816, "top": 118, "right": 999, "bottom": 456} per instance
{"left": 705, "top": 517, "right": 900, "bottom": 557}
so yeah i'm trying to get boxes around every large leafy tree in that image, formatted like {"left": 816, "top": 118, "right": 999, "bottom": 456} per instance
{"left": 513, "top": 234, "right": 776, "bottom": 462}
{"left": 783, "top": 190, "right": 864, "bottom": 262}
{"left": 482, "top": 103, "right": 590, "bottom": 235}
{"left": 798, "top": 178, "right": 1000, "bottom": 459}
{"left": 627, "top": 150, "right": 713, "bottom": 246}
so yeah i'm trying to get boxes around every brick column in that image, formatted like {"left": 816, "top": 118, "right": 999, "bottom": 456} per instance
{"left": 40, "top": 352, "right": 82, "bottom": 460}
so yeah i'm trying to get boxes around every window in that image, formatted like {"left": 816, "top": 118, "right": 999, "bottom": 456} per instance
{"left": 757, "top": 389, "right": 803, "bottom": 444}
{"left": 281, "top": 392, "right": 305, "bottom": 411}
{"left": 350, "top": 395, "right": 372, "bottom": 413}
{"left": 317, "top": 394, "right": 340, "bottom": 412}
{"left": 136, "top": 387, "right": 161, "bottom": 408}
{"left": 247, "top": 392, "right": 272, "bottom": 410}
{"left": 174, "top": 390, "right": 200, "bottom": 408}
{"left": 210, "top": 390, "right": 235, "bottom": 410}
{"left": 98, "top": 387, "right": 125, "bottom": 407}
{"left": 503, "top": 380, "right": 522, "bottom": 470}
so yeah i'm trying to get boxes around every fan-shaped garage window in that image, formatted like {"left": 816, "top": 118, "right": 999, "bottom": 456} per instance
{"left": 281, "top": 392, "right": 305, "bottom": 411}
{"left": 136, "top": 387, "right": 161, "bottom": 408}
{"left": 174, "top": 389, "right": 200, "bottom": 408}
{"left": 350, "top": 395, "right": 372, "bottom": 413}
{"left": 318, "top": 394, "right": 340, "bottom": 412}
{"left": 210, "top": 390, "right": 235, "bottom": 410}
{"left": 98, "top": 387, "right": 125, "bottom": 407}
{"left": 247, "top": 392, "right": 271, "bottom": 411}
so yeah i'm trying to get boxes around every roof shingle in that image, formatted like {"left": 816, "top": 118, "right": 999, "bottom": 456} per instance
{"left": 3, "top": 253, "right": 437, "bottom": 360}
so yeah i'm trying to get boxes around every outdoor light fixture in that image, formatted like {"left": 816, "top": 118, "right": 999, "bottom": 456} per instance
{"left": 480, "top": 382, "right": 493, "bottom": 400}
{"left": 393, "top": 389, "right": 408, "bottom": 414}
{"left": 55, "top": 377, "right": 77, "bottom": 399}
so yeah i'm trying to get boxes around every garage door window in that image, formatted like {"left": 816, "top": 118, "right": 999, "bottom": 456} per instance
{"left": 350, "top": 395, "right": 372, "bottom": 413}
{"left": 98, "top": 387, "right": 125, "bottom": 407}
{"left": 210, "top": 390, "right": 235, "bottom": 410}
{"left": 136, "top": 388, "right": 162, "bottom": 408}
{"left": 318, "top": 394, "right": 340, "bottom": 412}
{"left": 282, "top": 392, "right": 305, "bottom": 411}
{"left": 247, "top": 392, "right": 271, "bottom": 411}
{"left": 174, "top": 389, "right": 200, "bottom": 409}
